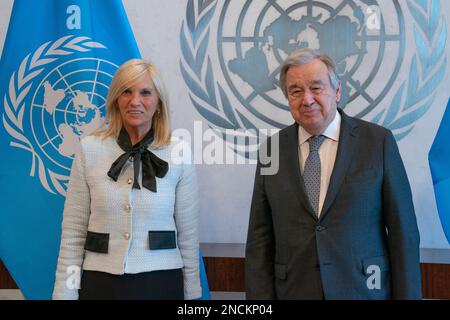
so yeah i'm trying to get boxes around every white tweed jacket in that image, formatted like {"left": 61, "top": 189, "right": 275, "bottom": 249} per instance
{"left": 53, "top": 135, "right": 201, "bottom": 300}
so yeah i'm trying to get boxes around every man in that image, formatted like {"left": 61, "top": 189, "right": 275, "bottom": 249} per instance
{"left": 245, "top": 49, "right": 421, "bottom": 300}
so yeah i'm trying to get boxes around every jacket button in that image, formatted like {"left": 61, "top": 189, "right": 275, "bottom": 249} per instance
{"left": 316, "top": 226, "right": 326, "bottom": 232}
{"left": 125, "top": 204, "right": 131, "bottom": 213}
{"left": 127, "top": 178, "right": 133, "bottom": 185}
{"left": 123, "top": 232, "right": 130, "bottom": 240}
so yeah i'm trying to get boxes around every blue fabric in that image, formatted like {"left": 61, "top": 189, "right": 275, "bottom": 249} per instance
{"left": 0, "top": 0, "right": 139, "bottom": 300}
{"left": 199, "top": 248, "right": 211, "bottom": 300}
{"left": 0, "top": 0, "right": 209, "bottom": 300}
{"left": 429, "top": 98, "right": 450, "bottom": 244}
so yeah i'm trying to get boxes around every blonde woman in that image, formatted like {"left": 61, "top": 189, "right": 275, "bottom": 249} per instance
{"left": 53, "top": 59, "right": 201, "bottom": 300}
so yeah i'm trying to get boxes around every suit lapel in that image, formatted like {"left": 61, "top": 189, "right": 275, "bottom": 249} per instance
{"left": 320, "top": 111, "right": 358, "bottom": 220}
{"left": 282, "top": 123, "right": 318, "bottom": 220}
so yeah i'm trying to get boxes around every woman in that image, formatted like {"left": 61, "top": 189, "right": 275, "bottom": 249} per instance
{"left": 53, "top": 59, "right": 201, "bottom": 300}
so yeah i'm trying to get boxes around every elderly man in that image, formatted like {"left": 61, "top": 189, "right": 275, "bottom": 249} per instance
{"left": 245, "top": 48, "right": 421, "bottom": 300}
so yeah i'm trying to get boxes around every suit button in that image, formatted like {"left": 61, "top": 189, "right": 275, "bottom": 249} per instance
{"left": 123, "top": 232, "right": 130, "bottom": 240}
{"left": 316, "top": 226, "right": 326, "bottom": 232}
{"left": 125, "top": 204, "right": 131, "bottom": 213}
{"left": 127, "top": 178, "right": 133, "bottom": 185}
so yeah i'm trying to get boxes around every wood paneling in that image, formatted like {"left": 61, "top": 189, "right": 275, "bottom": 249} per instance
{"left": 202, "top": 258, "right": 450, "bottom": 299}
{"left": 1, "top": 258, "right": 449, "bottom": 299}
{"left": 420, "top": 263, "right": 450, "bottom": 299}
{"left": 0, "top": 260, "right": 17, "bottom": 289}
{"left": 203, "top": 257, "right": 245, "bottom": 292}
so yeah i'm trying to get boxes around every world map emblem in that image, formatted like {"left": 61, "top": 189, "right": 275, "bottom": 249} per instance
{"left": 3, "top": 35, "right": 118, "bottom": 195}
{"left": 180, "top": 0, "right": 447, "bottom": 158}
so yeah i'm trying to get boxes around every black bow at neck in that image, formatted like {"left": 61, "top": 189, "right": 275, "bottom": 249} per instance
{"left": 107, "top": 128, "right": 168, "bottom": 192}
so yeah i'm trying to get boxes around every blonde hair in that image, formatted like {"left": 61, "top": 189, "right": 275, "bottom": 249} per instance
{"left": 94, "top": 59, "right": 171, "bottom": 148}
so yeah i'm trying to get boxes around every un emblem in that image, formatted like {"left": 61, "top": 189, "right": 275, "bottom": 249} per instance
{"left": 180, "top": 0, "right": 446, "bottom": 157}
{"left": 3, "top": 36, "right": 117, "bottom": 195}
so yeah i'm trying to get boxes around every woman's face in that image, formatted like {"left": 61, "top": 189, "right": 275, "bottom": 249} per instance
{"left": 117, "top": 73, "right": 160, "bottom": 135}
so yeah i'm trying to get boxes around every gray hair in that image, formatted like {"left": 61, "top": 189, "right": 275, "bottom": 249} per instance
{"left": 279, "top": 48, "right": 340, "bottom": 97}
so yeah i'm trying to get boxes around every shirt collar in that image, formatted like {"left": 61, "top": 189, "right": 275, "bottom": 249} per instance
{"left": 298, "top": 111, "right": 341, "bottom": 146}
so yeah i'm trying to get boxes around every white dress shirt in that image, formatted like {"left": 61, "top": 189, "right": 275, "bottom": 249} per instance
{"left": 298, "top": 112, "right": 341, "bottom": 217}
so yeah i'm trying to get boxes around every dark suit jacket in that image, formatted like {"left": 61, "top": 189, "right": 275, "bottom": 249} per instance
{"left": 245, "top": 110, "right": 422, "bottom": 300}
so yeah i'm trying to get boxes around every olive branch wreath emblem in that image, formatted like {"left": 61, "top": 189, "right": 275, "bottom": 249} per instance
{"left": 180, "top": 0, "right": 447, "bottom": 153}
{"left": 2, "top": 35, "right": 106, "bottom": 196}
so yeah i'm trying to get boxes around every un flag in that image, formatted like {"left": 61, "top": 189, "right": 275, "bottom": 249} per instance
{"left": 0, "top": 0, "right": 140, "bottom": 300}
{"left": 429, "top": 98, "right": 450, "bottom": 245}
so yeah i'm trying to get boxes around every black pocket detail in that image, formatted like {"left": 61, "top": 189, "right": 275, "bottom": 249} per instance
{"left": 84, "top": 231, "right": 109, "bottom": 254}
{"left": 148, "top": 231, "right": 177, "bottom": 250}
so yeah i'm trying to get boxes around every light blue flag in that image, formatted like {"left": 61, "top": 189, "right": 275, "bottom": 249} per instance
{"left": 429, "top": 98, "right": 450, "bottom": 245}
{"left": 0, "top": 0, "right": 210, "bottom": 299}
{"left": 199, "top": 248, "right": 211, "bottom": 300}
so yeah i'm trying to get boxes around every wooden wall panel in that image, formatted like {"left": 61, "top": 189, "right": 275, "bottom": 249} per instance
{"left": 0, "top": 260, "right": 17, "bottom": 289}
{"left": 203, "top": 257, "right": 245, "bottom": 292}
{"left": 420, "top": 263, "right": 450, "bottom": 299}
{"left": 1, "top": 258, "right": 449, "bottom": 299}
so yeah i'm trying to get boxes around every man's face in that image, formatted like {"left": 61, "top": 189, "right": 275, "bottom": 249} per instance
{"left": 285, "top": 59, "right": 341, "bottom": 135}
